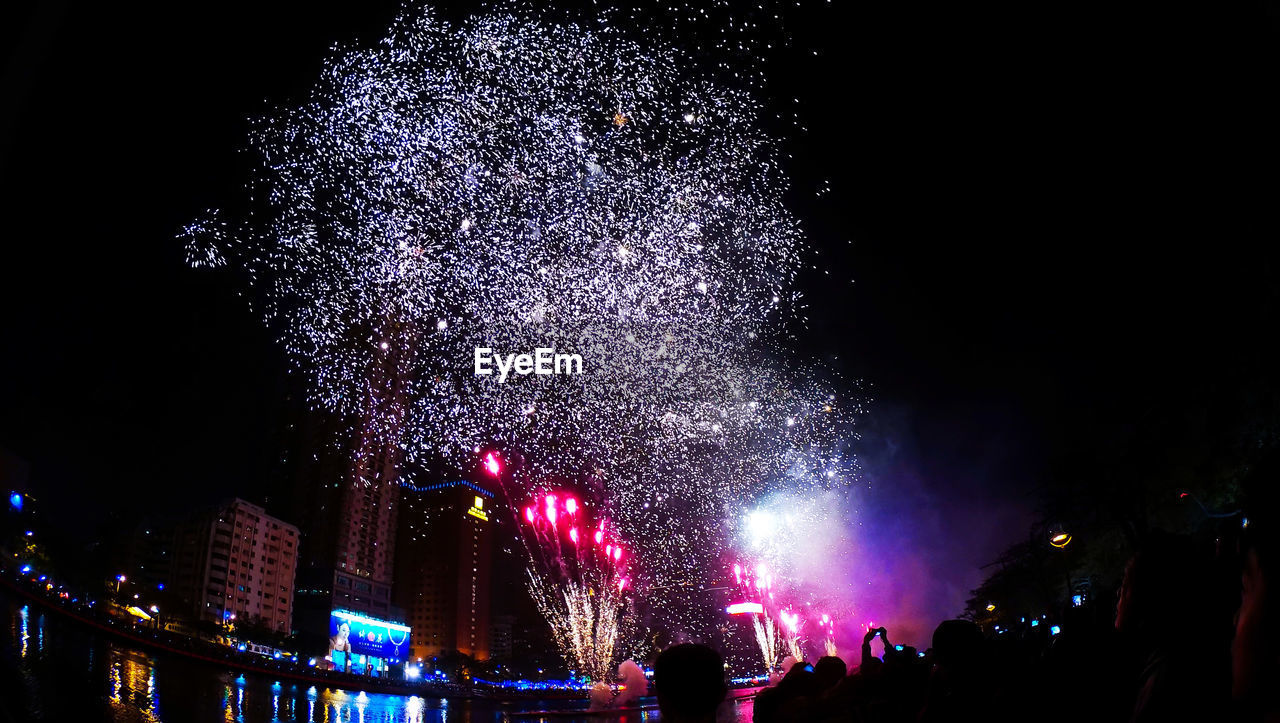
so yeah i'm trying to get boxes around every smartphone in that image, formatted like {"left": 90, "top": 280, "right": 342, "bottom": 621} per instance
{"left": 802, "top": 663, "right": 814, "bottom": 672}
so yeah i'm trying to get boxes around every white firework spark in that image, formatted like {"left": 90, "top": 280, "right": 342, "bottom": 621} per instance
{"left": 521, "top": 493, "right": 634, "bottom": 681}
{"left": 183, "top": 2, "right": 861, "bottom": 643}
{"left": 824, "top": 638, "right": 838, "bottom": 658}
{"left": 752, "top": 614, "right": 781, "bottom": 673}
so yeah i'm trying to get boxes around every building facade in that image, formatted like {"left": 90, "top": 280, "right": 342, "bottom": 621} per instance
{"left": 394, "top": 480, "right": 494, "bottom": 662}
{"left": 289, "top": 418, "right": 404, "bottom": 650}
{"left": 168, "top": 498, "right": 299, "bottom": 632}
{"left": 288, "top": 339, "right": 408, "bottom": 650}
{"left": 331, "top": 436, "right": 400, "bottom": 616}
{"left": 489, "top": 614, "right": 514, "bottom": 661}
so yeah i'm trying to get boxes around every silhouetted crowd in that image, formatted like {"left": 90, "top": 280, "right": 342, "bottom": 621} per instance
{"left": 653, "top": 455, "right": 1280, "bottom": 723}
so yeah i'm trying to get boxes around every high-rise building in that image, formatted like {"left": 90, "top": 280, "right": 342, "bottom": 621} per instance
{"left": 289, "top": 335, "right": 408, "bottom": 650}
{"left": 167, "top": 498, "right": 299, "bottom": 632}
{"left": 290, "top": 425, "right": 404, "bottom": 646}
{"left": 395, "top": 479, "right": 494, "bottom": 661}
{"left": 490, "top": 614, "right": 515, "bottom": 661}
{"left": 287, "top": 409, "right": 352, "bottom": 642}
{"left": 125, "top": 515, "right": 181, "bottom": 593}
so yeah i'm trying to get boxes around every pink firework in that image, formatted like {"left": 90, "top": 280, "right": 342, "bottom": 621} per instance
{"left": 519, "top": 492, "right": 635, "bottom": 681}
{"left": 483, "top": 452, "right": 501, "bottom": 476}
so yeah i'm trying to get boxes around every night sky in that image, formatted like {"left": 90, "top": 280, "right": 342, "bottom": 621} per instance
{"left": 3, "top": 1, "right": 1278, "bottom": 632}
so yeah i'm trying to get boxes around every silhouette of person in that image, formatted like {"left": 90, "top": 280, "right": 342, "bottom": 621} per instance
{"left": 1234, "top": 453, "right": 1280, "bottom": 722}
{"left": 1115, "top": 531, "right": 1228, "bottom": 722}
{"left": 653, "top": 644, "right": 726, "bottom": 723}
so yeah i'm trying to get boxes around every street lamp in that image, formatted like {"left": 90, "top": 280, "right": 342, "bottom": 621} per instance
{"left": 115, "top": 574, "right": 126, "bottom": 594}
{"left": 1048, "top": 524, "right": 1073, "bottom": 608}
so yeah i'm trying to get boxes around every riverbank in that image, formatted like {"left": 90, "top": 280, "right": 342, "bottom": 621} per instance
{"left": 0, "top": 573, "right": 452, "bottom": 697}
{"left": 2, "top": 571, "right": 760, "bottom": 718}
{"left": 2, "top": 583, "right": 763, "bottom": 722}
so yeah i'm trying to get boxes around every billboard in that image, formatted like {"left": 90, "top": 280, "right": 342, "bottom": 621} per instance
{"left": 467, "top": 495, "right": 489, "bottom": 522}
{"left": 329, "top": 610, "right": 411, "bottom": 662}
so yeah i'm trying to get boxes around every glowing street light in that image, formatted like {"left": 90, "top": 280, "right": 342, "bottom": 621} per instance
{"left": 1048, "top": 522, "right": 1072, "bottom": 548}
{"left": 985, "top": 603, "right": 996, "bottom": 612}
{"left": 115, "top": 574, "right": 126, "bottom": 594}
{"left": 1048, "top": 524, "right": 1075, "bottom": 606}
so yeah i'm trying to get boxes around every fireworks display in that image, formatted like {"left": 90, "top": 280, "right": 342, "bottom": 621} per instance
{"left": 818, "top": 613, "right": 838, "bottom": 658}
{"left": 729, "top": 550, "right": 849, "bottom": 670}
{"left": 732, "top": 561, "right": 785, "bottom": 671}
{"left": 752, "top": 615, "right": 780, "bottom": 673}
{"left": 727, "top": 485, "right": 863, "bottom": 651}
{"left": 520, "top": 493, "right": 633, "bottom": 682}
{"left": 182, "top": 0, "right": 862, "bottom": 668}
{"left": 181, "top": 1, "right": 813, "bottom": 475}
{"left": 778, "top": 607, "right": 803, "bottom": 662}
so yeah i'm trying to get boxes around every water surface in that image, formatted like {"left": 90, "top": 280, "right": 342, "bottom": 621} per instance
{"left": 0, "top": 598, "right": 755, "bottom": 722}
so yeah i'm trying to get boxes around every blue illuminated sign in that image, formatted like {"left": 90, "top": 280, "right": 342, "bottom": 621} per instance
{"left": 329, "top": 610, "right": 411, "bottom": 661}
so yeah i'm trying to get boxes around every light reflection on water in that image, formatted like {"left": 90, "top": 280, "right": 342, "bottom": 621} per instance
{"left": 2, "top": 599, "right": 754, "bottom": 722}
{"left": 108, "top": 650, "right": 163, "bottom": 722}
{"left": 217, "top": 683, "right": 489, "bottom": 723}
{"left": 19, "top": 604, "right": 29, "bottom": 658}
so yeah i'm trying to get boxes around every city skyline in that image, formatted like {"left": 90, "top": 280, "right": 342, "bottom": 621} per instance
{"left": 3, "top": 0, "right": 1280, "bottom": 702}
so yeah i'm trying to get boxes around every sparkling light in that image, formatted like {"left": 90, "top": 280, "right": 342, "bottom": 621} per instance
{"left": 484, "top": 452, "right": 502, "bottom": 477}
{"left": 181, "top": 1, "right": 863, "bottom": 648}
{"left": 521, "top": 495, "right": 633, "bottom": 681}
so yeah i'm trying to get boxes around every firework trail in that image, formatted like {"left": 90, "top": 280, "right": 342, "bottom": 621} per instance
{"left": 521, "top": 492, "right": 633, "bottom": 682}
{"left": 779, "top": 607, "right": 804, "bottom": 662}
{"left": 752, "top": 614, "right": 780, "bottom": 673}
{"left": 727, "top": 483, "right": 865, "bottom": 655}
{"left": 818, "top": 613, "right": 838, "bottom": 658}
{"left": 732, "top": 560, "right": 789, "bottom": 672}
{"left": 730, "top": 558, "right": 845, "bottom": 666}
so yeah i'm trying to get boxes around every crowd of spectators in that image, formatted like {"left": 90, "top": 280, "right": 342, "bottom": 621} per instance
{"left": 654, "top": 454, "right": 1280, "bottom": 722}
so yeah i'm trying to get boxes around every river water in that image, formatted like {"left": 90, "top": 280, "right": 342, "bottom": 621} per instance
{"left": 0, "top": 599, "right": 756, "bottom": 722}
